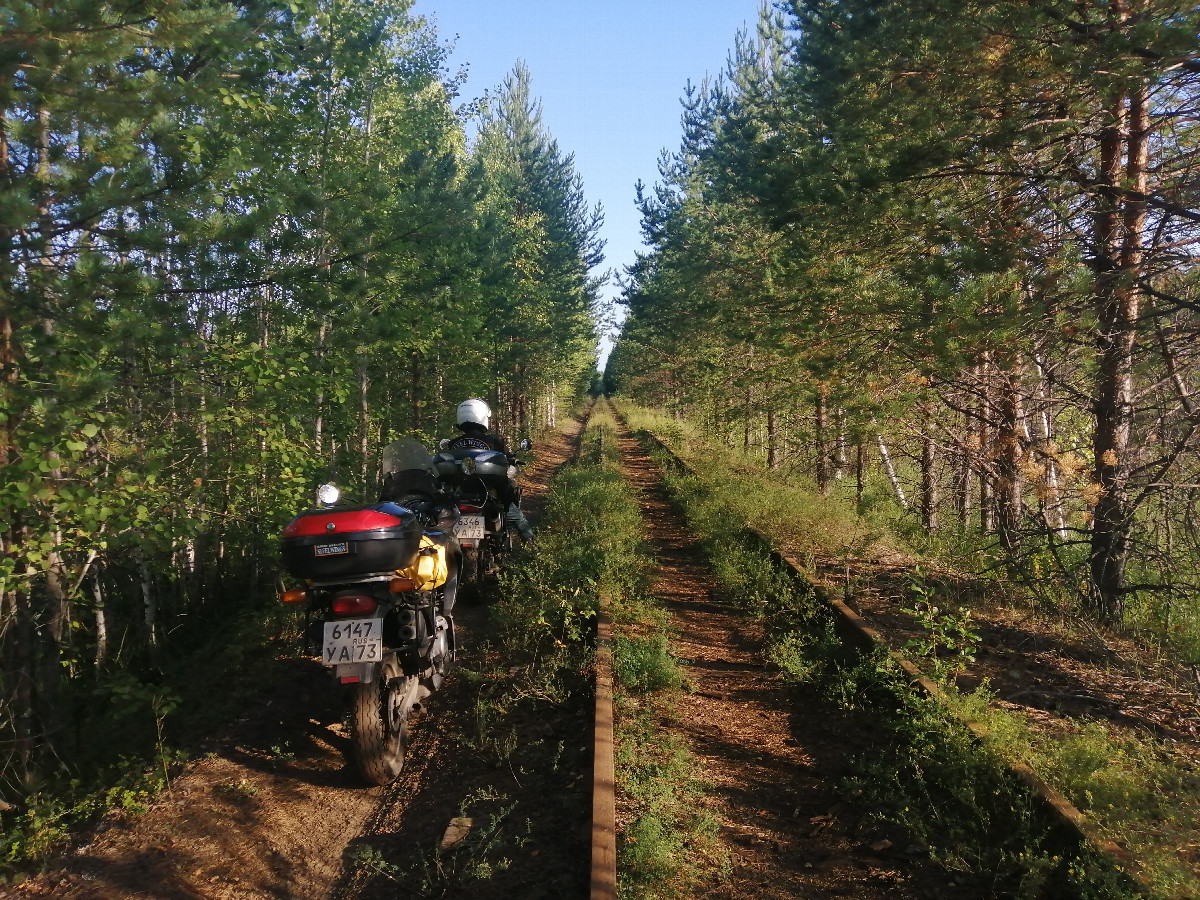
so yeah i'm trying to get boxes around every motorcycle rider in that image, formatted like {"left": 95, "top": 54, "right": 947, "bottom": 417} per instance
{"left": 445, "top": 398, "right": 536, "bottom": 543}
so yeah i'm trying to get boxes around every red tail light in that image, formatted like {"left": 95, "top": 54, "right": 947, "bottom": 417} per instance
{"left": 459, "top": 504, "right": 483, "bottom": 513}
{"left": 331, "top": 594, "right": 379, "bottom": 616}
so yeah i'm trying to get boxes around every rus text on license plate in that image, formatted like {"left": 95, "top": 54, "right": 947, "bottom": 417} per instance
{"left": 454, "top": 514, "right": 486, "bottom": 541}
{"left": 322, "top": 618, "right": 383, "bottom": 665}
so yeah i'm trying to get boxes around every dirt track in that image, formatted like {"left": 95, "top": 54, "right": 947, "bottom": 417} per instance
{"left": 612, "top": 412, "right": 971, "bottom": 899}
{"left": 6, "top": 414, "right": 585, "bottom": 900}
{"left": 15, "top": 404, "right": 1155, "bottom": 899}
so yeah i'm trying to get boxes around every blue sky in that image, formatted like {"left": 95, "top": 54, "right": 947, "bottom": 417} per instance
{"left": 410, "top": 0, "right": 768, "bottom": 361}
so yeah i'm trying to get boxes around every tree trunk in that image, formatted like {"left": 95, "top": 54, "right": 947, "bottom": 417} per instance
{"left": 833, "top": 408, "right": 847, "bottom": 481}
{"left": 7, "top": 591, "right": 36, "bottom": 789}
{"left": 1032, "top": 352, "right": 1067, "bottom": 535}
{"left": 876, "top": 432, "right": 908, "bottom": 509}
{"left": 815, "top": 387, "right": 830, "bottom": 495}
{"left": 139, "top": 551, "right": 158, "bottom": 660}
{"left": 411, "top": 351, "right": 423, "bottom": 433}
{"left": 921, "top": 423, "right": 938, "bottom": 532}
{"left": 92, "top": 569, "right": 108, "bottom": 671}
{"left": 0, "top": 111, "right": 27, "bottom": 785}
{"left": 36, "top": 522, "right": 70, "bottom": 755}
{"left": 856, "top": 437, "right": 867, "bottom": 507}
{"left": 358, "top": 352, "right": 370, "bottom": 487}
{"left": 314, "top": 318, "right": 328, "bottom": 456}
{"left": 1089, "top": 77, "right": 1146, "bottom": 625}
{"left": 743, "top": 385, "right": 752, "bottom": 453}
{"left": 191, "top": 352, "right": 210, "bottom": 605}
{"left": 978, "top": 356, "right": 996, "bottom": 534}
{"left": 957, "top": 410, "right": 974, "bottom": 530}
{"left": 766, "top": 406, "right": 779, "bottom": 470}
{"left": 996, "top": 363, "right": 1025, "bottom": 551}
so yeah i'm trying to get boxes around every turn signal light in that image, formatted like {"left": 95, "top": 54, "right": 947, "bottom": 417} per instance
{"left": 331, "top": 594, "right": 378, "bottom": 616}
{"left": 279, "top": 588, "right": 307, "bottom": 604}
{"left": 389, "top": 576, "right": 417, "bottom": 593}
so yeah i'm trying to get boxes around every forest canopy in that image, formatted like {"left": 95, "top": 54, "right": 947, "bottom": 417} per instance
{"left": 0, "top": 0, "right": 602, "bottom": 798}
{"left": 609, "top": 0, "right": 1200, "bottom": 631}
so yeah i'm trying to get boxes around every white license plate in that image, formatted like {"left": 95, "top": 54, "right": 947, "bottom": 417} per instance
{"left": 454, "top": 514, "right": 486, "bottom": 541}
{"left": 314, "top": 541, "right": 349, "bottom": 557}
{"left": 322, "top": 618, "right": 383, "bottom": 665}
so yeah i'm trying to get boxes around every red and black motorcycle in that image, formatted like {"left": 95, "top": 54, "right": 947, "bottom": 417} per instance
{"left": 278, "top": 439, "right": 460, "bottom": 785}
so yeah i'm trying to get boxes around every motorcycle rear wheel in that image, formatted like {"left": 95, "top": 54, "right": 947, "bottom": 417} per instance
{"left": 349, "top": 655, "right": 408, "bottom": 785}
{"left": 459, "top": 546, "right": 482, "bottom": 603}
{"left": 461, "top": 546, "right": 480, "bottom": 584}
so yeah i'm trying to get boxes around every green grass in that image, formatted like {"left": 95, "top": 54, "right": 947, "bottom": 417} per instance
{"left": 619, "top": 404, "right": 906, "bottom": 566}
{"left": 945, "top": 689, "right": 1200, "bottom": 899}
{"left": 573, "top": 401, "right": 729, "bottom": 899}
{"left": 613, "top": 633, "right": 686, "bottom": 695}
{"left": 614, "top": 701, "right": 725, "bottom": 900}
{"left": 620, "top": 401, "right": 1152, "bottom": 899}
{"left": 340, "top": 402, "right": 725, "bottom": 898}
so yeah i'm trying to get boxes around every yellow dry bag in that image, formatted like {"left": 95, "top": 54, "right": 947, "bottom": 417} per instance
{"left": 400, "top": 535, "right": 449, "bottom": 590}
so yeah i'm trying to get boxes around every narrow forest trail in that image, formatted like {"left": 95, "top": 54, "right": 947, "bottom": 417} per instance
{"left": 331, "top": 409, "right": 592, "bottom": 900}
{"left": 6, "top": 413, "right": 586, "bottom": 900}
{"left": 613, "top": 417, "right": 968, "bottom": 900}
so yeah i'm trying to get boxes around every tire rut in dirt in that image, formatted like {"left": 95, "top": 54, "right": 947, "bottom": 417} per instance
{"left": 8, "top": 656, "right": 391, "bottom": 900}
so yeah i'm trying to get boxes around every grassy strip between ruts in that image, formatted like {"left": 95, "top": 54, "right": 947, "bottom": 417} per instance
{"left": 618, "top": 402, "right": 1160, "bottom": 900}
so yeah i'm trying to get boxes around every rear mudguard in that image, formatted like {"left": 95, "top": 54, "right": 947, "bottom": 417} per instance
{"left": 335, "top": 659, "right": 382, "bottom": 684}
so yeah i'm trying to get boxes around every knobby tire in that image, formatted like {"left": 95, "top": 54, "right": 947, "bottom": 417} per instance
{"left": 349, "top": 654, "right": 407, "bottom": 786}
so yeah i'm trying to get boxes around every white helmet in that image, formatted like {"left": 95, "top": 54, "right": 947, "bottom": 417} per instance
{"left": 456, "top": 398, "right": 491, "bottom": 429}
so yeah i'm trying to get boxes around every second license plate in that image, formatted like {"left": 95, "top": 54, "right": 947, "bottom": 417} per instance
{"left": 454, "top": 514, "right": 486, "bottom": 541}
